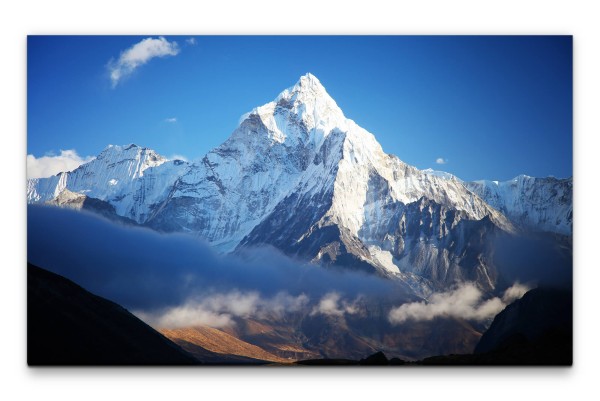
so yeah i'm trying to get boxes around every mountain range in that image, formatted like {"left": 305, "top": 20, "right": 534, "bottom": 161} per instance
{"left": 27, "top": 73, "right": 572, "bottom": 298}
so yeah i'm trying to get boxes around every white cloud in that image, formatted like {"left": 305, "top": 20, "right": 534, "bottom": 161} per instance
{"left": 108, "top": 37, "right": 180, "bottom": 88}
{"left": 502, "top": 282, "right": 530, "bottom": 303}
{"left": 136, "top": 304, "right": 235, "bottom": 329}
{"left": 137, "top": 291, "right": 309, "bottom": 329}
{"left": 435, "top": 157, "right": 447, "bottom": 164}
{"left": 165, "top": 117, "right": 177, "bottom": 123}
{"left": 310, "top": 292, "right": 361, "bottom": 317}
{"left": 186, "top": 37, "right": 197, "bottom": 46}
{"left": 388, "top": 282, "right": 530, "bottom": 325}
{"left": 27, "top": 150, "right": 94, "bottom": 179}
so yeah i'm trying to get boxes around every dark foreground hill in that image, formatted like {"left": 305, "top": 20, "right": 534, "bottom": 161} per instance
{"left": 27, "top": 263, "right": 199, "bottom": 365}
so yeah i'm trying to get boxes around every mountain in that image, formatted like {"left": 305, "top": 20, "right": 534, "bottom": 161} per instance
{"left": 26, "top": 73, "right": 571, "bottom": 296}
{"left": 464, "top": 175, "right": 572, "bottom": 235}
{"left": 27, "top": 263, "right": 198, "bottom": 365}
{"left": 27, "top": 144, "right": 188, "bottom": 223}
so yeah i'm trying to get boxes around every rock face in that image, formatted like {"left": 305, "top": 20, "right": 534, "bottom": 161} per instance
{"left": 45, "top": 188, "right": 137, "bottom": 225}
{"left": 26, "top": 73, "right": 571, "bottom": 295}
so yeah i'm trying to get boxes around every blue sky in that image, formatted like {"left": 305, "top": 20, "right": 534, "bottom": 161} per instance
{"left": 27, "top": 35, "right": 572, "bottom": 181}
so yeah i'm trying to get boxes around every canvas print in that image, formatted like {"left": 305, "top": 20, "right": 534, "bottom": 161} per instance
{"left": 26, "top": 36, "right": 572, "bottom": 365}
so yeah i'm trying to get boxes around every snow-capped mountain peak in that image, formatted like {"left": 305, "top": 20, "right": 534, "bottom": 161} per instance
{"left": 277, "top": 73, "right": 331, "bottom": 102}
{"left": 96, "top": 143, "right": 167, "bottom": 178}
{"left": 235, "top": 73, "right": 348, "bottom": 149}
{"left": 27, "top": 73, "right": 572, "bottom": 295}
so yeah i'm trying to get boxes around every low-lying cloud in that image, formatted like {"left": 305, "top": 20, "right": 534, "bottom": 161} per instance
{"left": 388, "top": 282, "right": 530, "bottom": 325}
{"left": 27, "top": 205, "right": 408, "bottom": 328}
{"left": 28, "top": 205, "right": 542, "bottom": 333}
{"left": 138, "top": 291, "right": 309, "bottom": 329}
{"left": 108, "top": 36, "right": 179, "bottom": 88}
{"left": 27, "top": 150, "right": 94, "bottom": 179}
{"left": 310, "top": 292, "right": 362, "bottom": 317}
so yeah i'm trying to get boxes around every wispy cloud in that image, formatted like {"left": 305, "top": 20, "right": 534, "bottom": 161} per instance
{"left": 310, "top": 292, "right": 361, "bottom": 317}
{"left": 435, "top": 157, "right": 447, "bottom": 165}
{"left": 165, "top": 117, "right": 177, "bottom": 123}
{"left": 388, "top": 282, "right": 530, "bottom": 325}
{"left": 138, "top": 291, "right": 309, "bottom": 329}
{"left": 108, "top": 37, "right": 180, "bottom": 88}
{"left": 186, "top": 37, "right": 197, "bottom": 46}
{"left": 27, "top": 150, "right": 94, "bottom": 179}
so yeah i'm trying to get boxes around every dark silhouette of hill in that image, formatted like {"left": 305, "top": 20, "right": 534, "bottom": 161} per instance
{"left": 296, "top": 287, "right": 572, "bottom": 366}
{"left": 27, "top": 263, "right": 199, "bottom": 365}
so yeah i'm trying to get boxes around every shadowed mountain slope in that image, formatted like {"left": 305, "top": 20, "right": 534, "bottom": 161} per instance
{"left": 27, "top": 263, "right": 198, "bottom": 365}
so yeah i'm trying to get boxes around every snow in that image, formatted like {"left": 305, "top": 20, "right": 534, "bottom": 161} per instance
{"left": 367, "top": 245, "right": 400, "bottom": 274}
{"left": 422, "top": 168, "right": 461, "bottom": 182}
{"left": 27, "top": 144, "right": 187, "bottom": 223}
{"left": 28, "top": 72, "right": 565, "bottom": 266}
{"left": 464, "top": 175, "right": 572, "bottom": 235}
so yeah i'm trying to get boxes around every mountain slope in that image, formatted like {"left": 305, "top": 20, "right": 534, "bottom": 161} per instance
{"left": 474, "top": 287, "right": 572, "bottom": 358}
{"left": 464, "top": 175, "right": 572, "bottom": 235}
{"left": 27, "top": 263, "right": 198, "bottom": 365}
{"left": 161, "top": 326, "right": 291, "bottom": 364}
{"left": 27, "top": 144, "right": 189, "bottom": 224}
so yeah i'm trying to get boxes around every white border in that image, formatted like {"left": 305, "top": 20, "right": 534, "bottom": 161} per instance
{"left": 3, "top": 1, "right": 598, "bottom": 400}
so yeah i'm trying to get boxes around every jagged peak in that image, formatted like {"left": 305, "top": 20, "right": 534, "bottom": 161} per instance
{"left": 92, "top": 145, "right": 167, "bottom": 175}
{"left": 291, "top": 72, "right": 325, "bottom": 92}
{"left": 103, "top": 143, "right": 142, "bottom": 152}
{"left": 275, "top": 72, "right": 333, "bottom": 104}
{"left": 234, "top": 74, "right": 347, "bottom": 147}
{"left": 98, "top": 144, "right": 162, "bottom": 157}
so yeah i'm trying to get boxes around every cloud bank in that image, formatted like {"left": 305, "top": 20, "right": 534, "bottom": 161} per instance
{"left": 388, "top": 282, "right": 530, "bottom": 325}
{"left": 27, "top": 150, "right": 94, "bottom": 179}
{"left": 29, "top": 206, "right": 553, "bottom": 333}
{"left": 108, "top": 37, "right": 179, "bottom": 88}
{"left": 27, "top": 205, "right": 409, "bottom": 328}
